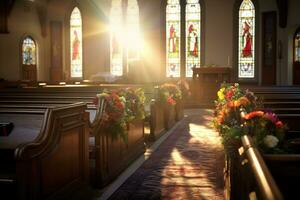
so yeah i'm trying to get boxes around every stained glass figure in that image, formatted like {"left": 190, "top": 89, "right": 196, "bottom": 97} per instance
{"left": 110, "top": 0, "right": 123, "bottom": 76}
{"left": 70, "top": 7, "right": 83, "bottom": 78}
{"left": 22, "top": 36, "right": 36, "bottom": 65}
{"left": 238, "top": 0, "right": 255, "bottom": 78}
{"left": 126, "top": 0, "right": 140, "bottom": 60}
{"left": 186, "top": 0, "right": 200, "bottom": 77}
{"left": 295, "top": 30, "right": 300, "bottom": 62}
{"left": 166, "top": 0, "right": 180, "bottom": 78}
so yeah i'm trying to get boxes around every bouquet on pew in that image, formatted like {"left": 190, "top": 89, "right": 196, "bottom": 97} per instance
{"left": 213, "top": 83, "right": 258, "bottom": 148}
{"left": 242, "top": 110, "right": 287, "bottom": 153}
{"left": 213, "top": 83, "right": 289, "bottom": 154}
{"left": 158, "top": 83, "right": 182, "bottom": 106}
{"left": 97, "top": 88, "right": 146, "bottom": 142}
{"left": 118, "top": 88, "right": 146, "bottom": 121}
{"left": 98, "top": 91, "right": 128, "bottom": 142}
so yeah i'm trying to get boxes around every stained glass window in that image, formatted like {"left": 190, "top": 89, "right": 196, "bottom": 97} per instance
{"left": 294, "top": 30, "right": 300, "bottom": 62}
{"left": 186, "top": 0, "right": 200, "bottom": 77}
{"left": 126, "top": 0, "right": 140, "bottom": 61}
{"left": 166, "top": 0, "right": 181, "bottom": 78}
{"left": 238, "top": 0, "right": 255, "bottom": 78}
{"left": 22, "top": 36, "right": 36, "bottom": 65}
{"left": 110, "top": 0, "right": 123, "bottom": 76}
{"left": 70, "top": 7, "right": 83, "bottom": 78}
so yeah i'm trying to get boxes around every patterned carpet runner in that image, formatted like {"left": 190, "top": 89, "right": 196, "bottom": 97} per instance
{"left": 109, "top": 109, "right": 224, "bottom": 200}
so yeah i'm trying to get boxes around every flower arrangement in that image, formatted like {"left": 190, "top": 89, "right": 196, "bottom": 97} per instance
{"left": 242, "top": 111, "right": 287, "bottom": 153}
{"left": 213, "top": 83, "right": 258, "bottom": 146}
{"left": 158, "top": 83, "right": 182, "bottom": 106}
{"left": 96, "top": 88, "right": 146, "bottom": 142}
{"left": 213, "top": 83, "right": 288, "bottom": 154}
{"left": 118, "top": 88, "right": 146, "bottom": 121}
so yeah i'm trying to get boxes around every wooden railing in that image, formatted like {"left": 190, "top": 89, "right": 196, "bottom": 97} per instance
{"left": 226, "top": 109, "right": 284, "bottom": 200}
{"left": 241, "top": 135, "right": 284, "bottom": 200}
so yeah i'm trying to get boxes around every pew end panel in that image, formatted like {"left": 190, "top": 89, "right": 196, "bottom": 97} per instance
{"left": 12, "top": 103, "right": 89, "bottom": 200}
{"left": 90, "top": 98, "right": 145, "bottom": 188}
{"left": 149, "top": 99, "right": 165, "bottom": 141}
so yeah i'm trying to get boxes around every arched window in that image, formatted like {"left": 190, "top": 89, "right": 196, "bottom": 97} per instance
{"left": 110, "top": 0, "right": 140, "bottom": 76}
{"left": 110, "top": 0, "right": 123, "bottom": 76}
{"left": 185, "top": 0, "right": 201, "bottom": 77}
{"left": 126, "top": 0, "right": 140, "bottom": 61}
{"left": 22, "top": 36, "right": 36, "bottom": 65}
{"left": 238, "top": 0, "right": 255, "bottom": 78}
{"left": 22, "top": 36, "right": 37, "bottom": 81}
{"left": 166, "top": 0, "right": 201, "bottom": 78}
{"left": 70, "top": 7, "right": 83, "bottom": 78}
{"left": 166, "top": 0, "right": 181, "bottom": 78}
{"left": 294, "top": 28, "right": 300, "bottom": 63}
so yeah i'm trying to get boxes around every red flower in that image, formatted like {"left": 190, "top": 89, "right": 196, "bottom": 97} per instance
{"left": 167, "top": 96, "right": 176, "bottom": 106}
{"left": 225, "top": 90, "right": 234, "bottom": 100}
{"left": 276, "top": 121, "right": 283, "bottom": 127}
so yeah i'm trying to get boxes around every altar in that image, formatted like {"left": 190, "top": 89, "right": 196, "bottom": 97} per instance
{"left": 191, "top": 67, "right": 231, "bottom": 106}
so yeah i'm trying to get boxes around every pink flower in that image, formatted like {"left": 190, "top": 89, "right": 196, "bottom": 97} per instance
{"left": 276, "top": 121, "right": 283, "bottom": 127}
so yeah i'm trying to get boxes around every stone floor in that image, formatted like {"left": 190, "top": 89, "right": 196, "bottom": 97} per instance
{"left": 107, "top": 109, "right": 225, "bottom": 200}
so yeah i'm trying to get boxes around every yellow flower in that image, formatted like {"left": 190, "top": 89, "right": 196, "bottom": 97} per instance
{"left": 217, "top": 88, "right": 225, "bottom": 100}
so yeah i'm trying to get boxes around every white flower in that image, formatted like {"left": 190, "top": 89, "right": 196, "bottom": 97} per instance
{"left": 263, "top": 135, "right": 279, "bottom": 148}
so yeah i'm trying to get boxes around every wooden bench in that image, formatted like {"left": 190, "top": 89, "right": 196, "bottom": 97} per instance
{"left": 89, "top": 97, "right": 145, "bottom": 187}
{"left": 0, "top": 103, "right": 89, "bottom": 200}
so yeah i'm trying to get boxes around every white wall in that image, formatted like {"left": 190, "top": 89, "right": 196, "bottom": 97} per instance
{"left": 1, "top": 0, "right": 300, "bottom": 85}
{"left": 0, "top": 1, "right": 44, "bottom": 81}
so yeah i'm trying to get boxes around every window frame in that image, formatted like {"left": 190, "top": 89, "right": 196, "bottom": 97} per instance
{"left": 164, "top": 0, "right": 204, "bottom": 79}
{"left": 233, "top": 0, "right": 259, "bottom": 83}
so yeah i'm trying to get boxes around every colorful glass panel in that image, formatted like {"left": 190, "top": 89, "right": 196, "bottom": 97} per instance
{"left": 126, "top": 0, "right": 140, "bottom": 61}
{"left": 22, "top": 36, "right": 36, "bottom": 65}
{"left": 70, "top": 7, "right": 83, "bottom": 78}
{"left": 166, "top": 0, "right": 180, "bottom": 78}
{"left": 185, "top": 0, "right": 200, "bottom": 77}
{"left": 110, "top": 0, "right": 123, "bottom": 76}
{"left": 238, "top": 0, "right": 255, "bottom": 78}
{"left": 295, "top": 30, "right": 300, "bottom": 62}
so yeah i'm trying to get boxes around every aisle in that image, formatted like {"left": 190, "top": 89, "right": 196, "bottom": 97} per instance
{"left": 108, "top": 109, "right": 224, "bottom": 200}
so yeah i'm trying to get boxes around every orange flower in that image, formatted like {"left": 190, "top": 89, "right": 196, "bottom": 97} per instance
{"left": 243, "top": 111, "right": 264, "bottom": 120}
{"left": 236, "top": 97, "right": 250, "bottom": 107}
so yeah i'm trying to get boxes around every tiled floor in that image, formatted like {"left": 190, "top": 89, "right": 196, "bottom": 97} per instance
{"left": 107, "top": 109, "right": 225, "bottom": 200}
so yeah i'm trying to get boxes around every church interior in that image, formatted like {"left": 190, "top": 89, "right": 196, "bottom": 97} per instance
{"left": 0, "top": 0, "right": 300, "bottom": 199}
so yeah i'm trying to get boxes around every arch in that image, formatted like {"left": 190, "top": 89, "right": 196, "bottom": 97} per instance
{"left": 126, "top": 0, "right": 140, "bottom": 61}
{"left": 166, "top": 0, "right": 181, "bottom": 78}
{"left": 110, "top": 0, "right": 124, "bottom": 76}
{"left": 238, "top": 0, "right": 255, "bottom": 79}
{"left": 21, "top": 35, "right": 37, "bottom": 81}
{"left": 293, "top": 27, "right": 300, "bottom": 84}
{"left": 185, "top": 0, "right": 201, "bottom": 77}
{"left": 293, "top": 27, "right": 300, "bottom": 63}
{"left": 70, "top": 7, "right": 83, "bottom": 78}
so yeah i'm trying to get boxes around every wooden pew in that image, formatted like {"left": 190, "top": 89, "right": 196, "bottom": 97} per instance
{"left": 0, "top": 85, "right": 182, "bottom": 188}
{"left": 89, "top": 97, "right": 145, "bottom": 187}
{"left": 0, "top": 103, "right": 89, "bottom": 200}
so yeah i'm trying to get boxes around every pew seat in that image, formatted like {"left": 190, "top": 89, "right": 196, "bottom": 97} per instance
{"left": 0, "top": 103, "right": 89, "bottom": 200}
